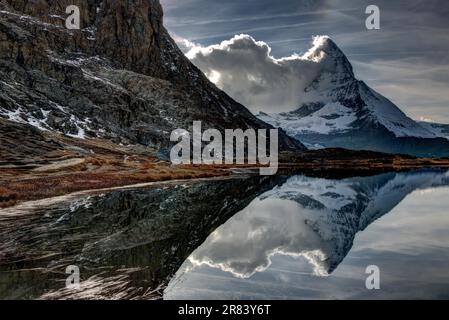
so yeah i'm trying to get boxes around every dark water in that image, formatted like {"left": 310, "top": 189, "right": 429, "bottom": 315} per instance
{"left": 1, "top": 170, "right": 449, "bottom": 299}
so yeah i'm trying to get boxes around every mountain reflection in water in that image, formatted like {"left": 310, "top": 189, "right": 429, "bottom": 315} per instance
{"left": 166, "top": 169, "right": 449, "bottom": 300}
{"left": 1, "top": 170, "right": 449, "bottom": 299}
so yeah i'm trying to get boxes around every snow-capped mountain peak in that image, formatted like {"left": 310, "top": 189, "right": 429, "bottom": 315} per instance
{"left": 302, "top": 36, "right": 354, "bottom": 79}
{"left": 258, "top": 36, "right": 449, "bottom": 156}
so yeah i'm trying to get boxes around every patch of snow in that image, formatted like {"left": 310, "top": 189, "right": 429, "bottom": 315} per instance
{"left": 0, "top": 10, "right": 63, "bottom": 31}
{"left": 83, "top": 26, "right": 97, "bottom": 41}
{"left": 0, "top": 106, "right": 26, "bottom": 124}
{"left": 263, "top": 175, "right": 358, "bottom": 211}
{"left": 0, "top": 80, "right": 16, "bottom": 90}
{"left": 66, "top": 115, "right": 87, "bottom": 139}
{"left": 303, "top": 142, "right": 325, "bottom": 150}
{"left": 49, "top": 14, "right": 64, "bottom": 19}
{"left": 49, "top": 101, "right": 67, "bottom": 113}
{"left": 81, "top": 69, "right": 125, "bottom": 91}
{"left": 0, "top": 106, "right": 50, "bottom": 131}
{"left": 259, "top": 102, "right": 357, "bottom": 136}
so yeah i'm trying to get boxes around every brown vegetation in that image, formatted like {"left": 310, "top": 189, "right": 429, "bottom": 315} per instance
{"left": 2, "top": 138, "right": 449, "bottom": 209}
{"left": 0, "top": 154, "right": 230, "bottom": 207}
{"left": 0, "top": 134, "right": 230, "bottom": 208}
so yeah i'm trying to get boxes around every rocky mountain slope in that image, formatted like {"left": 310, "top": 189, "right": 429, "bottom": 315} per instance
{"left": 258, "top": 36, "right": 449, "bottom": 157}
{"left": 0, "top": 0, "right": 304, "bottom": 160}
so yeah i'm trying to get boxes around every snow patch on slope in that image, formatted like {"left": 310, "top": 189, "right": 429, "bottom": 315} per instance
{"left": 259, "top": 102, "right": 357, "bottom": 135}
{"left": 0, "top": 104, "right": 95, "bottom": 140}
{"left": 0, "top": 106, "right": 51, "bottom": 131}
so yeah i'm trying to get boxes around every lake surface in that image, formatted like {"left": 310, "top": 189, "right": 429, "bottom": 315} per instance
{"left": 1, "top": 169, "right": 449, "bottom": 299}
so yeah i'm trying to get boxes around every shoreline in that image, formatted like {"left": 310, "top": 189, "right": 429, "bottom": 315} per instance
{"left": 2, "top": 157, "right": 449, "bottom": 210}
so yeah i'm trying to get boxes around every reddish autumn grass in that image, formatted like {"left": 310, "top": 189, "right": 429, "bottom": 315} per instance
{"left": 0, "top": 186, "right": 18, "bottom": 208}
{"left": 2, "top": 149, "right": 449, "bottom": 209}
{"left": 0, "top": 162, "right": 230, "bottom": 208}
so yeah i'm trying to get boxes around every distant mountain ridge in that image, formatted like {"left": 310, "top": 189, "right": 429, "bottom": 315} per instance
{"left": 419, "top": 121, "right": 449, "bottom": 140}
{"left": 258, "top": 36, "right": 449, "bottom": 157}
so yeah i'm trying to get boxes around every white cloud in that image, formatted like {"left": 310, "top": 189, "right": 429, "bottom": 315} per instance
{"left": 187, "top": 196, "right": 331, "bottom": 279}
{"left": 181, "top": 33, "right": 449, "bottom": 123}
{"left": 185, "top": 34, "right": 328, "bottom": 114}
{"left": 170, "top": 33, "right": 200, "bottom": 53}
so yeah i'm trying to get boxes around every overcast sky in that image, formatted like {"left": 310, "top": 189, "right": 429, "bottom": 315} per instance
{"left": 160, "top": 0, "right": 449, "bottom": 123}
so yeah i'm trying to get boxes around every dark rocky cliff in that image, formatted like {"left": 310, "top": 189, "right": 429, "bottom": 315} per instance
{"left": 0, "top": 0, "right": 305, "bottom": 152}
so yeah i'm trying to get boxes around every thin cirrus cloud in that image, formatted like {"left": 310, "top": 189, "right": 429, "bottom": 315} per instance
{"left": 166, "top": 8, "right": 359, "bottom": 28}
{"left": 161, "top": 0, "right": 449, "bottom": 123}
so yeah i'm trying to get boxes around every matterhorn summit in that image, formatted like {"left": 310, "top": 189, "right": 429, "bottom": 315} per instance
{"left": 259, "top": 36, "right": 449, "bottom": 156}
